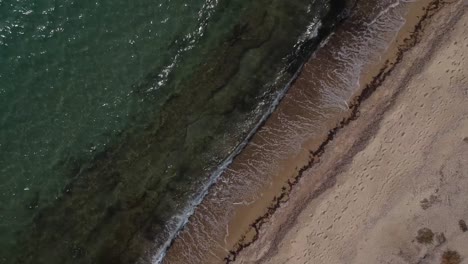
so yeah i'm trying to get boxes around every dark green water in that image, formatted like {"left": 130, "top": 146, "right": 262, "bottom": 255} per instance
{"left": 0, "top": 0, "right": 344, "bottom": 263}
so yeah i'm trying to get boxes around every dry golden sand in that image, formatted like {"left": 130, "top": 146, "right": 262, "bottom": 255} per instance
{"left": 234, "top": 1, "right": 468, "bottom": 264}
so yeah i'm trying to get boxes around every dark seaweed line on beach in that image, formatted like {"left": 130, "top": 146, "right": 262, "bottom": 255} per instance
{"left": 250, "top": 2, "right": 465, "bottom": 262}
{"left": 224, "top": 0, "right": 449, "bottom": 262}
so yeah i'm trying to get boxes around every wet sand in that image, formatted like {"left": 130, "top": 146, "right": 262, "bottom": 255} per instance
{"left": 161, "top": 0, "right": 462, "bottom": 263}
{"left": 234, "top": 1, "right": 468, "bottom": 263}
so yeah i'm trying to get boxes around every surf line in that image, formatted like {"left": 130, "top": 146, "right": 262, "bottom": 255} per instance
{"left": 151, "top": 2, "right": 355, "bottom": 263}
{"left": 224, "top": 0, "right": 450, "bottom": 262}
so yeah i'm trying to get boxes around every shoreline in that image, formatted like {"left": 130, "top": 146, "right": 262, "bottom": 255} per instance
{"left": 6, "top": 1, "right": 348, "bottom": 264}
{"left": 225, "top": 0, "right": 451, "bottom": 262}
{"left": 162, "top": 0, "right": 448, "bottom": 263}
{"left": 151, "top": 2, "right": 355, "bottom": 262}
{"left": 234, "top": 0, "right": 468, "bottom": 263}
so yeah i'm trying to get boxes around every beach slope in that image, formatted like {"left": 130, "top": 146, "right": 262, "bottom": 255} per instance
{"left": 235, "top": 1, "right": 468, "bottom": 263}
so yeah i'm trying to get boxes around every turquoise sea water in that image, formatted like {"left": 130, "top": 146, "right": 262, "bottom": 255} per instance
{"left": 0, "top": 0, "right": 344, "bottom": 263}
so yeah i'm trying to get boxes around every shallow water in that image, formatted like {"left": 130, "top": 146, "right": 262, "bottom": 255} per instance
{"left": 0, "top": 0, "right": 341, "bottom": 263}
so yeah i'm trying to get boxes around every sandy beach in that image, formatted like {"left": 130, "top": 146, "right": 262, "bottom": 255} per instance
{"left": 234, "top": 1, "right": 468, "bottom": 263}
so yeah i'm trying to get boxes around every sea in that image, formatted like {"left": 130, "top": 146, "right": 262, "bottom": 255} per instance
{"left": 0, "top": 0, "right": 347, "bottom": 263}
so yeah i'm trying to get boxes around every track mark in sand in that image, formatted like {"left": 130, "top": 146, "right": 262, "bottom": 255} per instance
{"left": 420, "top": 194, "right": 442, "bottom": 210}
{"left": 415, "top": 227, "right": 434, "bottom": 244}
{"left": 458, "top": 220, "right": 467, "bottom": 232}
{"left": 441, "top": 250, "right": 462, "bottom": 264}
{"left": 224, "top": 0, "right": 454, "bottom": 262}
